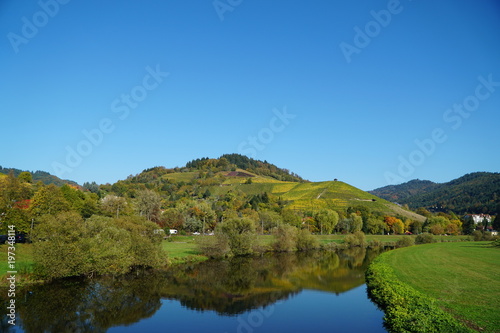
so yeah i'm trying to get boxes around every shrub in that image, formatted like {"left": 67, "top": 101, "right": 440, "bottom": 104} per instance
{"left": 482, "top": 232, "right": 495, "bottom": 241}
{"left": 272, "top": 224, "right": 298, "bottom": 252}
{"left": 472, "top": 230, "right": 483, "bottom": 241}
{"left": 344, "top": 231, "right": 367, "bottom": 247}
{"left": 33, "top": 213, "right": 167, "bottom": 280}
{"left": 396, "top": 236, "right": 415, "bottom": 248}
{"left": 218, "top": 218, "right": 256, "bottom": 256}
{"left": 196, "top": 233, "right": 230, "bottom": 258}
{"left": 296, "top": 229, "right": 319, "bottom": 251}
{"left": 415, "top": 233, "right": 435, "bottom": 245}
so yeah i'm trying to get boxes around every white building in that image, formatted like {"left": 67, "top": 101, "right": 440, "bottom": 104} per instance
{"left": 465, "top": 214, "right": 492, "bottom": 224}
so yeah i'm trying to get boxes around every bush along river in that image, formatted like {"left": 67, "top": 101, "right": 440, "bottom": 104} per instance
{"left": 0, "top": 248, "right": 387, "bottom": 333}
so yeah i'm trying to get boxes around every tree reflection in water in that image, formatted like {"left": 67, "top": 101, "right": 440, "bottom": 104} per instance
{"left": 1, "top": 248, "right": 384, "bottom": 332}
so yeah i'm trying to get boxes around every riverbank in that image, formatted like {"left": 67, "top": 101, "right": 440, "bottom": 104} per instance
{"left": 161, "top": 234, "right": 410, "bottom": 263}
{"left": 0, "top": 234, "right": 472, "bottom": 287}
{"left": 366, "top": 241, "right": 500, "bottom": 332}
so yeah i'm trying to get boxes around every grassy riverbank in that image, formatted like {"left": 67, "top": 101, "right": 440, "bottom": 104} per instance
{"left": 162, "top": 234, "right": 469, "bottom": 262}
{"left": 367, "top": 242, "right": 500, "bottom": 332}
{"left": 0, "top": 234, "right": 473, "bottom": 286}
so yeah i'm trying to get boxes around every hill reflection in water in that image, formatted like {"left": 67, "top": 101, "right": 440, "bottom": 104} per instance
{"left": 3, "top": 247, "right": 384, "bottom": 332}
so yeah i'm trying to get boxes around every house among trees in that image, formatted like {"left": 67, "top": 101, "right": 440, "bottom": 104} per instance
{"left": 464, "top": 214, "right": 492, "bottom": 224}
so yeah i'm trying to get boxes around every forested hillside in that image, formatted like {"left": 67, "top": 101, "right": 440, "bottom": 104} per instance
{"left": 0, "top": 166, "right": 78, "bottom": 187}
{"left": 369, "top": 179, "right": 438, "bottom": 203}
{"left": 185, "top": 154, "right": 307, "bottom": 182}
{"left": 371, "top": 172, "right": 500, "bottom": 215}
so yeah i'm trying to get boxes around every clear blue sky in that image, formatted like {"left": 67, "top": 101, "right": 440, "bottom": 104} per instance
{"left": 1, "top": 0, "right": 499, "bottom": 191}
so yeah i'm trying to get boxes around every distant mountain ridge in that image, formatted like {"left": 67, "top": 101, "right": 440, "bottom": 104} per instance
{"left": 0, "top": 166, "right": 79, "bottom": 187}
{"left": 370, "top": 172, "right": 500, "bottom": 214}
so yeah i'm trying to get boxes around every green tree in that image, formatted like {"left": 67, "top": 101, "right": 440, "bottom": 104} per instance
{"left": 411, "top": 220, "right": 423, "bottom": 234}
{"left": 190, "top": 201, "right": 217, "bottom": 232}
{"left": 296, "top": 228, "right": 319, "bottom": 251}
{"left": 482, "top": 217, "right": 490, "bottom": 231}
{"left": 61, "top": 184, "right": 85, "bottom": 213}
{"left": 272, "top": 224, "right": 298, "bottom": 252}
{"left": 32, "top": 211, "right": 89, "bottom": 279}
{"left": 218, "top": 217, "right": 256, "bottom": 256}
{"left": 350, "top": 213, "right": 363, "bottom": 233}
{"left": 365, "top": 217, "right": 386, "bottom": 235}
{"left": 81, "top": 192, "right": 99, "bottom": 218}
{"left": 428, "top": 216, "right": 450, "bottom": 229}
{"left": 83, "top": 181, "right": 100, "bottom": 195}
{"left": 0, "top": 172, "right": 32, "bottom": 233}
{"left": 462, "top": 215, "right": 476, "bottom": 235}
{"left": 84, "top": 215, "right": 133, "bottom": 276}
{"left": 281, "top": 209, "right": 302, "bottom": 228}
{"left": 162, "top": 208, "right": 185, "bottom": 229}
{"left": 136, "top": 189, "right": 162, "bottom": 222}
{"left": 315, "top": 209, "right": 339, "bottom": 234}
{"left": 184, "top": 216, "right": 202, "bottom": 232}
{"left": 18, "top": 171, "right": 33, "bottom": 183}
{"left": 101, "top": 195, "right": 128, "bottom": 218}
{"left": 492, "top": 215, "right": 500, "bottom": 232}
{"left": 113, "top": 216, "right": 166, "bottom": 269}
{"left": 30, "top": 184, "right": 70, "bottom": 219}
{"left": 430, "top": 224, "right": 444, "bottom": 235}
{"left": 258, "top": 210, "right": 283, "bottom": 233}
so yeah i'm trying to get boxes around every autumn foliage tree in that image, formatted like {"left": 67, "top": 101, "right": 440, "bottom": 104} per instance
{"left": 384, "top": 216, "right": 404, "bottom": 234}
{"left": 0, "top": 172, "right": 32, "bottom": 233}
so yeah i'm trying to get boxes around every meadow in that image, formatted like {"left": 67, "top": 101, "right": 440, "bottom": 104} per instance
{"left": 378, "top": 241, "right": 500, "bottom": 332}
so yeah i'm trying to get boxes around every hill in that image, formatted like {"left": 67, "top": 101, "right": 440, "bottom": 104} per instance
{"left": 369, "top": 179, "right": 439, "bottom": 203}
{"left": 0, "top": 166, "right": 79, "bottom": 187}
{"left": 111, "top": 155, "right": 424, "bottom": 222}
{"left": 370, "top": 172, "right": 500, "bottom": 215}
{"left": 185, "top": 154, "right": 307, "bottom": 183}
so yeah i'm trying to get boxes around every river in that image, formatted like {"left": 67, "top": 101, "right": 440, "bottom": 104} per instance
{"left": 1, "top": 248, "right": 386, "bottom": 332}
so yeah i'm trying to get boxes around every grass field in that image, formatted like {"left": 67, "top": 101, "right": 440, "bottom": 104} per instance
{"left": 161, "top": 236, "right": 207, "bottom": 264}
{"left": 0, "top": 243, "right": 36, "bottom": 286}
{"left": 380, "top": 242, "right": 500, "bottom": 332}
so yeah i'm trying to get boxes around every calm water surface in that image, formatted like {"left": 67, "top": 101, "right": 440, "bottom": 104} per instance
{"left": 2, "top": 248, "right": 386, "bottom": 333}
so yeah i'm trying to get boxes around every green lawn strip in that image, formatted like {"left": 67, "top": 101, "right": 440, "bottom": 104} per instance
{"left": 316, "top": 234, "right": 468, "bottom": 245}
{"left": 162, "top": 236, "right": 207, "bottom": 264}
{"left": 0, "top": 244, "right": 36, "bottom": 286}
{"left": 377, "top": 242, "right": 499, "bottom": 332}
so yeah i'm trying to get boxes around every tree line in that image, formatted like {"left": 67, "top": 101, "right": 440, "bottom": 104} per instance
{"left": 1, "top": 168, "right": 498, "bottom": 279}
